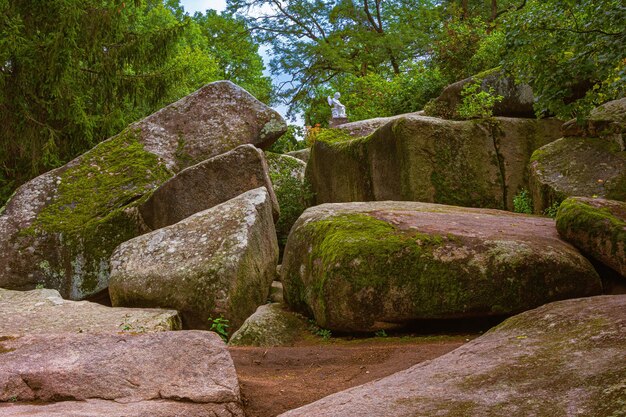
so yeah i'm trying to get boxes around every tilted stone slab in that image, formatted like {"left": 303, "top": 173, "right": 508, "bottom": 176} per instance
{"left": 281, "top": 202, "right": 601, "bottom": 332}
{"left": 0, "top": 331, "right": 244, "bottom": 417}
{"left": 109, "top": 188, "right": 278, "bottom": 330}
{"left": 0, "top": 288, "right": 180, "bottom": 335}
{"left": 278, "top": 295, "right": 626, "bottom": 417}
{"left": 228, "top": 303, "right": 307, "bottom": 347}
{"left": 529, "top": 136, "right": 626, "bottom": 213}
{"left": 140, "top": 144, "right": 279, "bottom": 230}
{"left": 562, "top": 97, "right": 625, "bottom": 151}
{"left": 307, "top": 115, "right": 562, "bottom": 210}
{"left": 556, "top": 197, "right": 626, "bottom": 278}
{"left": 0, "top": 81, "right": 286, "bottom": 300}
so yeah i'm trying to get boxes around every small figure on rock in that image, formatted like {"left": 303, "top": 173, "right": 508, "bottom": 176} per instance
{"left": 327, "top": 92, "right": 347, "bottom": 118}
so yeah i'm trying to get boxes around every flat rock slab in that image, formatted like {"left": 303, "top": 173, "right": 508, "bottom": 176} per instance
{"left": 0, "top": 288, "right": 180, "bottom": 335}
{"left": 140, "top": 144, "right": 279, "bottom": 230}
{"left": 557, "top": 197, "right": 626, "bottom": 278}
{"left": 278, "top": 295, "right": 626, "bottom": 417}
{"left": 281, "top": 202, "right": 601, "bottom": 332}
{"left": 0, "top": 81, "right": 286, "bottom": 300}
{"left": 110, "top": 187, "right": 279, "bottom": 330}
{"left": 0, "top": 331, "right": 244, "bottom": 416}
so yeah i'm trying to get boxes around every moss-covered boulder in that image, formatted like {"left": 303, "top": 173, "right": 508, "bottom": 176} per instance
{"left": 424, "top": 68, "right": 535, "bottom": 119}
{"left": 336, "top": 113, "right": 422, "bottom": 137}
{"left": 0, "top": 288, "right": 181, "bottom": 335}
{"left": 528, "top": 136, "right": 626, "bottom": 214}
{"left": 281, "top": 202, "right": 601, "bottom": 332}
{"left": 266, "top": 152, "right": 311, "bottom": 247}
{"left": 278, "top": 295, "right": 626, "bottom": 417}
{"left": 0, "top": 81, "right": 286, "bottom": 299}
{"left": 307, "top": 115, "right": 562, "bottom": 210}
{"left": 286, "top": 148, "right": 311, "bottom": 163}
{"left": 556, "top": 197, "right": 626, "bottom": 278}
{"left": 562, "top": 98, "right": 625, "bottom": 151}
{"left": 140, "top": 144, "right": 279, "bottom": 230}
{"left": 228, "top": 303, "right": 308, "bottom": 347}
{"left": 109, "top": 188, "right": 278, "bottom": 331}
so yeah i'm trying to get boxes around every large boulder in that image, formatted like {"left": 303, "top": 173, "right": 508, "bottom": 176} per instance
{"left": 266, "top": 152, "right": 310, "bottom": 246}
{"left": 336, "top": 112, "right": 422, "bottom": 137}
{"left": 281, "top": 202, "right": 601, "bottom": 332}
{"left": 0, "top": 288, "right": 180, "bottom": 335}
{"left": 562, "top": 97, "right": 625, "bottom": 150}
{"left": 109, "top": 187, "right": 279, "bottom": 330}
{"left": 556, "top": 197, "right": 626, "bottom": 278}
{"left": 278, "top": 295, "right": 626, "bottom": 417}
{"left": 286, "top": 148, "right": 311, "bottom": 163}
{"left": 0, "top": 81, "right": 286, "bottom": 300}
{"left": 528, "top": 136, "right": 626, "bottom": 213}
{"left": 140, "top": 144, "right": 279, "bottom": 230}
{"left": 307, "top": 115, "right": 563, "bottom": 210}
{"left": 0, "top": 331, "right": 244, "bottom": 417}
{"left": 228, "top": 303, "right": 307, "bottom": 347}
{"left": 424, "top": 68, "right": 535, "bottom": 119}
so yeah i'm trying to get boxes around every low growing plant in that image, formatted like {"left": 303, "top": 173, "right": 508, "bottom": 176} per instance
{"left": 208, "top": 316, "right": 230, "bottom": 342}
{"left": 513, "top": 189, "right": 533, "bottom": 214}
{"left": 457, "top": 81, "right": 503, "bottom": 119}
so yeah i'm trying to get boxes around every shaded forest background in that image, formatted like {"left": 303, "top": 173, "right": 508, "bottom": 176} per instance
{"left": 1, "top": 0, "right": 624, "bottom": 206}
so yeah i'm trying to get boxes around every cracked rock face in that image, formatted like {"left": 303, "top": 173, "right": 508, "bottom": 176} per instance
{"left": 0, "top": 331, "right": 244, "bottom": 417}
{"left": 278, "top": 295, "right": 626, "bottom": 417}
{"left": 109, "top": 187, "right": 279, "bottom": 331}
{"left": 307, "top": 115, "right": 562, "bottom": 210}
{"left": 281, "top": 201, "right": 602, "bottom": 332}
{"left": 0, "top": 81, "right": 285, "bottom": 300}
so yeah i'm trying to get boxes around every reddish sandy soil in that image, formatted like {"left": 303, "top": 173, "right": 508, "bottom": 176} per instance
{"left": 229, "top": 335, "right": 473, "bottom": 417}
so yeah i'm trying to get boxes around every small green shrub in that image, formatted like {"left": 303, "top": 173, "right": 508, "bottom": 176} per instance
{"left": 35, "top": 283, "right": 44, "bottom": 289}
{"left": 208, "top": 316, "right": 230, "bottom": 342}
{"left": 513, "top": 189, "right": 533, "bottom": 214}
{"left": 308, "top": 319, "right": 332, "bottom": 340}
{"left": 457, "top": 81, "right": 503, "bottom": 119}
{"left": 543, "top": 200, "right": 562, "bottom": 218}
{"left": 375, "top": 329, "right": 388, "bottom": 338}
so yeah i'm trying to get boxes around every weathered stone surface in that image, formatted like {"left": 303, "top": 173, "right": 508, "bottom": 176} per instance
{"left": 266, "top": 152, "right": 310, "bottom": 245}
{"left": 228, "top": 303, "right": 307, "bottom": 347}
{"left": 307, "top": 115, "right": 562, "bottom": 210}
{"left": 562, "top": 97, "right": 625, "bottom": 150}
{"left": 336, "top": 112, "right": 422, "bottom": 137}
{"left": 0, "top": 288, "right": 180, "bottom": 335}
{"left": 425, "top": 68, "right": 535, "bottom": 119}
{"left": 529, "top": 136, "right": 626, "bottom": 213}
{"left": 286, "top": 148, "right": 311, "bottom": 163}
{"left": 109, "top": 188, "right": 279, "bottom": 330}
{"left": 556, "top": 197, "right": 626, "bottom": 278}
{"left": 281, "top": 202, "right": 601, "bottom": 332}
{"left": 140, "top": 144, "right": 279, "bottom": 230}
{"left": 0, "top": 81, "right": 286, "bottom": 300}
{"left": 0, "top": 331, "right": 244, "bottom": 417}
{"left": 278, "top": 295, "right": 626, "bottom": 417}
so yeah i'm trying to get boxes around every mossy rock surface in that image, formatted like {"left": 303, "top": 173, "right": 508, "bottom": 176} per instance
{"left": 281, "top": 201, "right": 601, "bottom": 332}
{"left": 278, "top": 295, "right": 626, "bottom": 417}
{"left": 0, "top": 288, "right": 181, "bottom": 335}
{"left": 307, "top": 116, "right": 562, "bottom": 211}
{"left": 109, "top": 188, "right": 278, "bottom": 331}
{"left": 228, "top": 303, "right": 308, "bottom": 347}
{"left": 529, "top": 136, "right": 626, "bottom": 214}
{"left": 140, "top": 144, "right": 279, "bottom": 230}
{"left": 556, "top": 197, "right": 626, "bottom": 278}
{"left": 0, "top": 81, "right": 285, "bottom": 300}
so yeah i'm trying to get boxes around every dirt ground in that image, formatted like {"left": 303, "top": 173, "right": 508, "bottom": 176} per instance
{"left": 229, "top": 335, "right": 473, "bottom": 417}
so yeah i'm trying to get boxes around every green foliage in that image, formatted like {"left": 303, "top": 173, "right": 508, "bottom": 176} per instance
{"left": 544, "top": 201, "right": 562, "bottom": 219}
{"left": 267, "top": 125, "right": 307, "bottom": 153}
{"left": 513, "top": 189, "right": 533, "bottom": 214}
{"left": 457, "top": 81, "right": 504, "bottom": 119}
{"left": 501, "top": 0, "right": 626, "bottom": 119}
{"left": 374, "top": 329, "right": 388, "bottom": 338}
{"left": 208, "top": 316, "right": 230, "bottom": 342}
{"left": 308, "top": 319, "right": 332, "bottom": 340}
